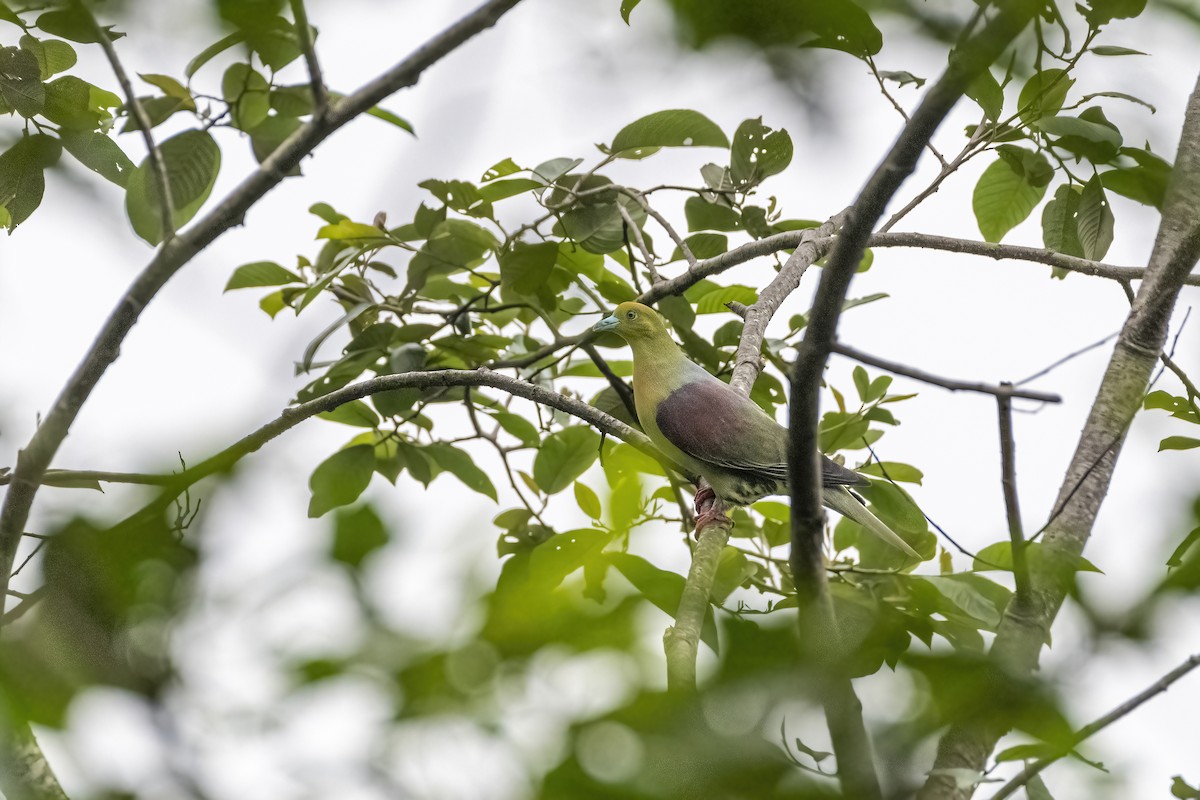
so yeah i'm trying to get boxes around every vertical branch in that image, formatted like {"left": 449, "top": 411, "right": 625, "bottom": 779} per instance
{"left": 996, "top": 386, "right": 1030, "bottom": 605}
{"left": 663, "top": 506, "right": 731, "bottom": 692}
{"left": 0, "top": 720, "right": 70, "bottom": 800}
{"left": 289, "top": 0, "right": 329, "bottom": 118}
{"left": 76, "top": 0, "right": 175, "bottom": 241}
{"left": 788, "top": 6, "right": 1039, "bottom": 799}
{"left": 919, "top": 72, "right": 1200, "bottom": 800}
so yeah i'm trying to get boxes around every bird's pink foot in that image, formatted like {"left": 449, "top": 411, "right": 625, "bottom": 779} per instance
{"left": 693, "top": 485, "right": 717, "bottom": 516}
{"left": 692, "top": 485, "right": 730, "bottom": 537}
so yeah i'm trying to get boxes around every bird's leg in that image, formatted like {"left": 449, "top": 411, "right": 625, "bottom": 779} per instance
{"left": 692, "top": 483, "right": 730, "bottom": 537}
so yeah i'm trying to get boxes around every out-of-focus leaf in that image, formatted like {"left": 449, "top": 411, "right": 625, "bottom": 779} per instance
{"left": 534, "top": 426, "right": 602, "bottom": 495}
{"left": 308, "top": 445, "right": 375, "bottom": 517}
{"left": 125, "top": 129, "right": 221, "bottom": 245}
{"left": 331, "top": 504, "right": 389, "bottom": 568}
{"left": 610, "top": 109, "right": 729, "bottom": 156}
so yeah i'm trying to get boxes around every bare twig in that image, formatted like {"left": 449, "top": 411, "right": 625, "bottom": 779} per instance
{"left": 77, "top": 0, "right": 174, "bottom": 239}
{"left": 0, "top": 469, "right": 177, "bottom": 488}
{"left": 996, "top": 387, "right": 1031, "bottom": 605}
{"left": 0, "top": 720, "right": 69, "bottom": 800}
{"left": 289, "top": 0, "right": 329, "bottom": 118}
{"left": 1016, "top": 332, "right": 1119, "bottom": 386}
{"left": 988, "top": 653, "right": 1200, "bottom": 800}
{"left": 0, "top": 0, "right": 528, "bottom": 612}
{"left": 831, "top": 343, "right": 1062, "bottom": 404}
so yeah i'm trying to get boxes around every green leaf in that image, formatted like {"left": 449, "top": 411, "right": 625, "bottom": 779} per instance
{"left": 1042, "top": 184, "right": 1085, "bottom": 260}
{"left": 684, "top": 196, "right": 741, "bottom": 232}
{"left": 857, "top": 461, "right": 923, "bottom": 484}
{"left": 1081, "top": 0, "right": 1147, "bottom": 26}
{"left": 317, "top": 219, "right": 387, "bottom": 240}
{"left": 317, "top": 400, "right": 379, "bottom": 428}
{"left": 1018, "top": 69, "right": 1074, "bottom": 126}
{"left": 1160, "top": 436, "right": 1200, "bottom": 452}
{"left": 425, "top": 443, "right": 498, "bottom": 500}
{"left": 481, "top": 157, "right": 521, "bottom": 181}
{"left": 247, "top": 114, "right": 302, "bottom": 173}
{"left": 0, "top": 46, "right": 45, "bottom": 116}
{"left": 491, "top": 411, "right": 540, "bottom": 448}
{"left": 308, "top": 445, "right": 375, "bottom": 517}
{"left": 500, "top": 241, "right": 558, "bottom": 295}
{"left": 1101, "top": 147, "right": 1171, "bottom": 209}
{"left": 124, "top": 129, "right": 221, "bottom": 245}
{"left": 1076, "top": 176, "right": 1114, "bottom": 261}
{"left": 972, "top": 150, "right": 1051, "bottom": 243}
{"left": 0, "top": 134, "right": 60, "bottom": 229}
{"left": 670, "top": 232, "right": 727, "bottom": 262}
{"left": 35, "top": 8, "right": 123, "bottom": 43}
{"left": 1166, "top": 527, "right": 1200, "bottom": 568}
{"left": 20, "top": 35, "right": 77, "bottom": 79}
{"left": 574, "top": 482, "right": 602, "bottom": 520}
{"left": 610, "top": 109, "right": 729, "bottom": 156}
{"left": 119, "top": 95, "right": 191, "bottom": 133}
{"left": 966, "top": 69, "right": 1004, "bottom": 121}
{"left": 222, "top": 63, "right": 270, "bottom": 130}
{"left": 1091, "top": 44, "right": 1147, "bottom": 56}
{"left": 225, "top": 260, "right": 301, "bottom": 290}
{"left": 41, "top": 75, "right": 115, "bottom": 130}
{"left": 58, "top": 130, "right": 134, "bottom": 187}
{"left": 922, "top": 574, "right": 1011, "bottom": 629}
{"left": 366, "top": 105, "right": 413, "bottom": 134}
{"left": 534, "top": 426, "right": 601, "bottom": 495}
{"left": 620, "top": 0, "right": 641, "bottom": 23}
{"left": 1172, "top": 776, "right": 1200, "bottom": 800}
{"left": 186, "top": 31, "right": 246, "bottom": 78}
{"left": 695, "top": 284, "right": 757, "bottom": 314}
{"left": 729, "top": 117, "right": 793, "bottom": 188}
{"left": 331, "top": 504, "right": 389, "bottom": 568}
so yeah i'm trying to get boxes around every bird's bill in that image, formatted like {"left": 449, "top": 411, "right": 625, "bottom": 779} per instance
{"left": 593, "top": 314, "right": 619, "bottom": 332}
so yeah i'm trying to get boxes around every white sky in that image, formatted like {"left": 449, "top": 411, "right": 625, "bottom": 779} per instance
{"left": 2, "top": 0, "right": 1199, "bottom": 797}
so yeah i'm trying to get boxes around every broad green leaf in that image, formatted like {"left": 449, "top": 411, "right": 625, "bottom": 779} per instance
{"left": 0, "top": 46, "right": 44, "bottom": 116}
{"left": 407, "top": 219, "right": 498, "bottom": 290}
{"left": 248, "top": 114, "right": 303, "bottom": 173}
{"left": 1081, "top": 0, "right": 1147, "bottom": 26}
{"left": 966, "top": 69, "right": 1003, "bottom": 120}
{"left": 491, "top": 411, "right": 541, "bottom": 448}
{"left": 1018, "top": 69, "right": 1074, "bottom": 126}
{"left": 972, "top": 151, "right": 1051, "bottom": 243}
{"left": 730, "top": 117, "right": 793, "bottom": 188}
{"left": 124, "top": 129, "right": 221, "bottom": 245}
{"left": 0, "top": 2, "right": 21, "bottom": 26}
{"left": 529, "top": 528, "right": 612, "bottom": 588}
{"left": 222, "top": 63, "right": 270, "bottom": 130}
{"left": 857, "top": 461, "right": 923, "bottom": 484}
{"left": 36, "top": 9, "right": 124, "bottom": 43}
{"left": 500, "top": 241, "right": 558, "bottom": 295}
{"left": 478, "top": 177, "right": 542, "bottom": 203}
{"left": 671, "top": 232, "right": 727, "bottom": 262}
{"left": 139, "top": 73, "right": 191, "bottom": 100}
{"left": 922, "top": 574, "right": 1011, "bottom": 629}
{"left": 41, "top": 75, "right": 115, "bottom": 130}
{"left": 225, "top": 261, "right": 301, "bottom": 290}
{"left": 309, "top": 202, "right": 346, "bottom": 224}
{"left": 1037, "top": 113, "right": 1121, "bottom": 150}
{"left": 695, "top": 284, "right": 757, "bottom": 314}
{"left": 119, "top": 95, "right": 191, "bottom": 133}
{"left": 574, "top": 482, "right": 602, "bottom": 520}
{"left": 610, "top": 109, "right": 729, "bottom": 156}
{"left": 60, "top": 130, "right": 134, "bottom": 187}
{"left": 19, "top": 35, "right": 76, "bottom": 79}
{"left": 0, "top": 134, "right": 60, "bottom": 229}
{"left": 308, "top": 445, "right": 375, "bottom": 517}
{"left": 684, "top": 196, "right": 741, "bottom": 232}
{"left": 1102, "top": 147, "right": 1171, "bottom": 209}
{"left": 481, "top": 157, "right": 521, "bottom": 181}
{"left": 318, "top": 400, "right": 379, "bottom": 428}
{"left": 426, "top": 442, "right": 498, "bottom": 500}
{"left": 534, "top": 426, "right": 602, "bottom": 495}
{"left": 331, "top": 504, "right": 389, "bottom": 568}
{"left": 1160, "top": 436, "right": 1200, "bottom": 451}
{"left": 317, "top": 219, "right": 387, "bottom": 240}
{"left": 1042, "top": 184, "right": 1085, "bottom": 260}
{"left": 1076, "top": 176, "right": 1114, "bottom": 261}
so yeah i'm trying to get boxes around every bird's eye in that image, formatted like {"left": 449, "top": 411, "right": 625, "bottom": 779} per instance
{"left": 625, "top": 310, "right": 636, "bottom": 319}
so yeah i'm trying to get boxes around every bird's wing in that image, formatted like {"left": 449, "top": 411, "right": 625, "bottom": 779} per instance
{"left": 654, "top": 378, "right": 865, "bottom": 487}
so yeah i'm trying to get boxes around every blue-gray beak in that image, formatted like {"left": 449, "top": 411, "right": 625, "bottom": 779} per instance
{"left": 593, "top": 314, "right": 619, "bottom": 333}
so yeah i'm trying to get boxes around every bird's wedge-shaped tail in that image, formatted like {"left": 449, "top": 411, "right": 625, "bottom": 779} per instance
{"left": 822, "top": 485, "right": 921, "bottom": 559}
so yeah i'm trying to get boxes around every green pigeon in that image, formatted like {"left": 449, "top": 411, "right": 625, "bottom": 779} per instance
{"left": 593, "top": 301, "right": 920, "bottom": 559}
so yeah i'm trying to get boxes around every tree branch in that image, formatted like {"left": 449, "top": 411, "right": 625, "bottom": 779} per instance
{"left": 289, "top": 0, "right": 329, "bottom": 119}
{"left": 0, "top": 719, "right": 68, "bottom": 800}
{"left": 728, "top": 212, "right": 846, "bottom": 396}
{"left": 830, "top": 343, "right": 1062, "bottom": 403}
{"left": 77, "top": 0, "right": 174, "bottom": 239}
{"left": 788, "top": 7, "right": 1038, "bottom": 800}
{"left": 919, "top": 72, "right": 1200, "bottom": 800}
{"left": 996, "top": 388, "right": 1031, "bottom": 605}
{"left": 988, "top": 652, "right": 1200, "bottom": 800}
{"left": 0, "top": 0, "right": 528, "bottom": 619}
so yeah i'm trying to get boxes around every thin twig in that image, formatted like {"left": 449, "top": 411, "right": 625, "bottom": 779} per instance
{"left": 996, "top": 387, "right": 1031, "bottom": 605}
{"left": 1016, "top": 332, "right": 1119, "bottom": 386}
{"left": 289, "top": 0, "right": 329, "bottom": 118}
{"left": 0, "top": 469, "right": 177, "bottom": 488}
{"left": 988, "top": 653, "right": 1200, "bottom": 800}
{"left": 77, "top": 0, "right": 174, "bottom": 239}
{"left": 831, "top": 343, "right": 1062, "bottom": 404}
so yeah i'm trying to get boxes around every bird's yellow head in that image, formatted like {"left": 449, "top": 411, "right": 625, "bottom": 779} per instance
{"left": 593, "top": 302, "right": 668, "bottom": 342}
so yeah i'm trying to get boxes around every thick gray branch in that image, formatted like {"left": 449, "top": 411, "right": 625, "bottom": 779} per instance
{"left": 0, "top": 719, "right": 69, "bottom": 800}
